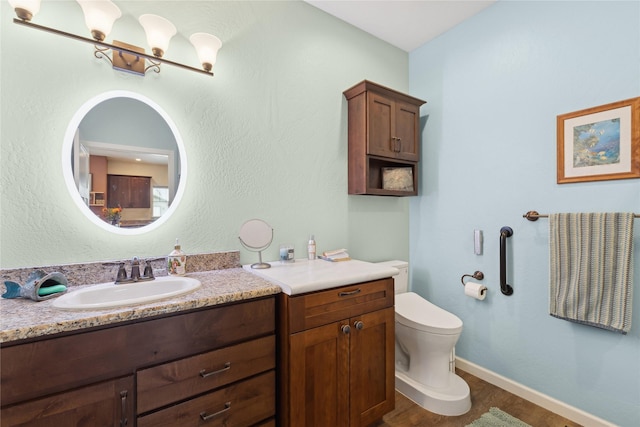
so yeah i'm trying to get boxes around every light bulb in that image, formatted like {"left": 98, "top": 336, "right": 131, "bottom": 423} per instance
{"left": 76, "top": 0, "right": 122, "bottom": 42}
{"left": 189, "top": 33, "right": 222, "bottom": 73}
{"left": 139, "top": 14, "right": 176, "bottom": 58}
{"left": 8, "top": 0, "right": 41, "bottom": 21}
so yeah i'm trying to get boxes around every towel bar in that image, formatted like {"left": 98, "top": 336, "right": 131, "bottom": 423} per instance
{"left": 524, "top": 210, "right": 640, "bottom": 221}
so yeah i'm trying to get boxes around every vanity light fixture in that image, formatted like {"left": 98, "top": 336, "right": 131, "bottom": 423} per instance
{"left": 8, "top": 0, "right": 222, "bottom": 77}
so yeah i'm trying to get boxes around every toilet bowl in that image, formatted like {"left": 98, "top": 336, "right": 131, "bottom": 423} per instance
{"left": 377, "top": 261, "right": 471, "bottom": 416}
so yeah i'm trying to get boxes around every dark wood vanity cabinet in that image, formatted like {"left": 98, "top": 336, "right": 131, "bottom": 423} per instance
{"left": 0, "top": 297, "right": 276, "bottom": 427}
{"left": 278, "top": 279, "right": 395, "bottom": 427}
{"left": 107, "top": 174, "right": 151, "bottom": 208}
{"left": 343, "top": 80, "right": 426, "bottom": 196}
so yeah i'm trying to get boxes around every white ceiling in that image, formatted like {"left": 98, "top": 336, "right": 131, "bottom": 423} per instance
{"left": 305, "top": 0, "right": 496, "bottom": 52}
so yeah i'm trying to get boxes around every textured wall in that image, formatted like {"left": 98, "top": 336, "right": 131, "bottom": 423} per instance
{"left": 0, "top": 1, "right": 410, "bottom": 268}
{"left": 409, "top": 1, "right": 640, "bottom": 426}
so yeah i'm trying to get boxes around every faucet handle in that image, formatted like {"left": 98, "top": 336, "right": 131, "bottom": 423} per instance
{"left": 130, "top": 257, "right": 141, "bottom": 281}
{"left": 116, "top": 263, "right": 127, "bottom": 282}
{"left": 143, "top": 259, "right": 154, "bottom": 279}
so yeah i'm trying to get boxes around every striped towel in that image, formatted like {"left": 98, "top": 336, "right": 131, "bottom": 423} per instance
{"left": 549, "top": 213, "right": 634, "bottom": 334}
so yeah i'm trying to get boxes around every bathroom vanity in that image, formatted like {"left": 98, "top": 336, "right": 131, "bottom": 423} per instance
{"left": 1, "top": 258, "right": 398, "bottom": 427}
{"left": 246, "top": 259, "right": 398, "bottom": 427}
{"left": 0, "top": 268, "right": 280, "bottom": 427}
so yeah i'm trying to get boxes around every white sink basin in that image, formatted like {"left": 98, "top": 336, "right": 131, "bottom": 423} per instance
{"left": 52, "top": 276, "right": 201, "bottom": 310}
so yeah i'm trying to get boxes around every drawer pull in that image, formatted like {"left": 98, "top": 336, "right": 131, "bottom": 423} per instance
{"left": 199, "top": 362, "right": 231, "bottom": 378}
{"left": 119, "top": 390, "right": 128, "bottom": 427}
{"left": 200, "top": 402, "right": 231, "bottom": 421}
{"left": 338, "top": 288, "right": 361, "bottom": 297}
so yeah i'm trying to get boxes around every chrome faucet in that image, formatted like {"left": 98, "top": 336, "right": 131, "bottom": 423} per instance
{"left": 115, "top": 257, "right": 155, "bottom": 284}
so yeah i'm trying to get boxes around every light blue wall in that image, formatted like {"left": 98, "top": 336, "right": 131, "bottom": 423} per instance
{"left": 0, "top": 1, "right": 410, "bottom": 268}
{"left": 409, "top": 1, "right": 640, "bottom": 425}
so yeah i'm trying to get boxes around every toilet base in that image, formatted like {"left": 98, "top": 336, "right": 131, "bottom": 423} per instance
{"left": 395, "top": 369, "right": 471, "bottom": 416}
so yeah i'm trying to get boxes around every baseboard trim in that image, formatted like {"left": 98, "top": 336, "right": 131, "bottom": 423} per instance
{"left": 455, "top": 357, "right": 616, "bottom": 427}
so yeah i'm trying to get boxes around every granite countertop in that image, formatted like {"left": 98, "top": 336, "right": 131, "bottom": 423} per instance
{"left": 0, "top": 268, "right": 281, "bottom": 344}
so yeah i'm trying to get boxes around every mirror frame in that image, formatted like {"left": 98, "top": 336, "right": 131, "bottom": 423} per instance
{"left": 62, "top": 90, "right": 187, "bottom": 235}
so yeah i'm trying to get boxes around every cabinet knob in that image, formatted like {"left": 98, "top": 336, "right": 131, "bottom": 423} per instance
{"left": 354, "top": 320, "right": 364, "bottom": 330}
{"left": 341, "top": 324, "right": 351, "bottom": 334}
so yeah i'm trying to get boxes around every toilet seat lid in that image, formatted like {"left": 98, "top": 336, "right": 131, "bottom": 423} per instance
{"left": 395, "top": 292, "right": 463, "bottom": 334}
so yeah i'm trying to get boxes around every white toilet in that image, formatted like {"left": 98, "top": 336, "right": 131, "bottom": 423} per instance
{"left": 377, "top": 260, "right": 471, "bottom": 416}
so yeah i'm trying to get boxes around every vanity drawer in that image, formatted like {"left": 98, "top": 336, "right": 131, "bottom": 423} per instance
{"left": 137, "top": 370, "right": 276, "bottom": 427}
{"left": 1, "top": 297, "right": 275, "bottom": 406}
{"left": 137, "top": 335, "right": 276, "bottom": 414}
{"left": 286, "top": 278, "right": 394, "bottom": 333}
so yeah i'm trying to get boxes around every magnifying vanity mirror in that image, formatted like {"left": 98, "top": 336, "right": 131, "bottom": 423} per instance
{"left": 238, "top": 219, "right": 274, "bottom": 269}
{"left": 62, "top": 90, "right": 187, "bottom": 235}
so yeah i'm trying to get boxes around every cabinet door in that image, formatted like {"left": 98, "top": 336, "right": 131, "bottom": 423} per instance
{"left": 394, "top": 101, "right": 420, "bottom": 161}
{"left": 349, "top": 307, "right": 395, "bottom": 427}
{"left": 367, "top": 92, "right": 395, "bottom": 158}
{"left": 289, "top": 321, "right": 350, "bottom": 427}
{"left": 107, "top": 174, "right": 130, "bottom": 207}
{"left": 367, "top": 93, "right": 420, "bottom": 162}
{"left": 129, "top": 176, "right": 151, "bottom": 208}
{"left": 107, "top": 175, "right": 151, "bottom": 208}
{"left": 0, "top": 376, "right": 134, "bottom": 427}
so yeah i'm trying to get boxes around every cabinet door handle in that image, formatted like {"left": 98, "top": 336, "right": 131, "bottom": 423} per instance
{"left": 341, "top": 324, "right": 351, "bottom": 334}
{"left": 396, "top": 137, "right": 402, "bottom": 152}
{"left": 339, "top": 288, "right": 361, "bottom": 297}
{"left": 354, "top": 320, "right": 364, "bottom": 330}
{"left": 119, "top": 390, "right": 128, "bottom": 427}
{"left": 200, "top": 402, "right": 231, "bottom": 421}
{"left": 199, "top": 362, "right": 231, "bottom": 378}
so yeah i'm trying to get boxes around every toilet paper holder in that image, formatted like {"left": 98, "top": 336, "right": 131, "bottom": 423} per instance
{"left": 461, "top": 271, "right": 484, "bottom": 286}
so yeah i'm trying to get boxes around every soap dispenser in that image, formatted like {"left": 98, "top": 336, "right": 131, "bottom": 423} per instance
{"left": 168, "top": 238, "right": 187, "bottom": 276}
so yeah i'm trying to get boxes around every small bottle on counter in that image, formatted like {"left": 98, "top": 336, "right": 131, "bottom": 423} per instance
{"left": 168, "top": 238, "right": 187, "bottom": 276}
{"left": 307, "top": 235, "right": 316, "bottom": 260}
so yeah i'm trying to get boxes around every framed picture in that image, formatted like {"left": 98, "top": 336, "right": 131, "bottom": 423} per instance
{"left": 557, "top": 97, "right": 640, "bottom": 184}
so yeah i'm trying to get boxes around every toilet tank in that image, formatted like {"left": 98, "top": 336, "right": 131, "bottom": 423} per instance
{"left": 376, "top": 260, "right": 409, "bottom": 294}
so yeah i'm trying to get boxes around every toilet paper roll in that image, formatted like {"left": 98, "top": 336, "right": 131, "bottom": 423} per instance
{"left": 464, "top": 281, "right": 487, "bottom": 300}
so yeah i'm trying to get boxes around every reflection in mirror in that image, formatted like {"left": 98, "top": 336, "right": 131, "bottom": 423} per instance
{"left": 63, "top": 91, "right": 187, "bottom": 235}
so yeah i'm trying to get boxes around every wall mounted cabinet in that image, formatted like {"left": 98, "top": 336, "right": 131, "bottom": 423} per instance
{"left": 278, "top": 279, "right": 395, "bottom": 426}
{"left": 344, "top": 80, "right": 426, "bottom": 196}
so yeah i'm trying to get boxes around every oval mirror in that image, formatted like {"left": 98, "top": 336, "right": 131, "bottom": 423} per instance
{"left": 238, "top": 219, "right": 273, "bottom": 269}
{"left": 62, "top": 91, "right": 187, "bottom": 235}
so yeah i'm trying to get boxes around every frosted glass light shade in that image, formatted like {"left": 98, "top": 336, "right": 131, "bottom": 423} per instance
{"left": 8, "top": 0, "right": 41, "bottom": 20}
{"left": 139, "top": 14, "right": 176, "bottom": 58}
{"left": 76, "top": 0, "right": 122, "bottom": 41}
{"left": 189, "top": 33, "right": 222, "bottom": 72}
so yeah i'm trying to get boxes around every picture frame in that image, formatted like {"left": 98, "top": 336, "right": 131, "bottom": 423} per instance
{"left": 557, "top": 97, "right": 640, "bottom": 184}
